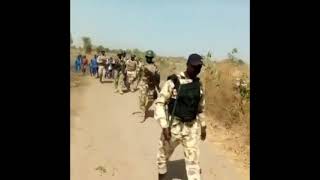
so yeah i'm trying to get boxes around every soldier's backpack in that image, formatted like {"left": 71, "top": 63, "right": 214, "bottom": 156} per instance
{"left": 143, "top": 64, "right": 160, "bottom": 88}
{"left": 167, "top": 74, "right": 201, "bottom": 122}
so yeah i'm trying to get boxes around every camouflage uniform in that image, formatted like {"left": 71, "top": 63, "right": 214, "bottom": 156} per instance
{"left": 134, "top": 60, "right": 144, "bottom": 90}
{"left": 139, "top": 63, "right": 160, "bottom": 112}
{"left": 125, "top": 59, "right": 138, "bottom": 92}
{"left": 114, "top": 57, "right": 127, "bottom": 94}
{"left": 154, "top": 72, "right": 206, "bottom": 180}
{"left": 97, "top": 54, "right": 108, "bottom": 82}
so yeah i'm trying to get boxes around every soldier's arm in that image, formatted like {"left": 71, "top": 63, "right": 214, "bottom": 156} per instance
{"left": 198, "top": 82, "right": 206, "bottom": 127}
{"left": 154, "top": 80, "right": 175, "bottom": 128}
{"left": 97, "top": 56, "right": 102, "bottom": 63}
{"left": 155, "top": 66, "right": 161, "bottom": 90}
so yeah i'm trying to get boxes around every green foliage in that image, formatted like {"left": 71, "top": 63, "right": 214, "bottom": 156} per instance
{"left": 82, "top": 37, "right": 92, "bottom": 54}
{"left": 96, "top": 45, "right": 105, "bottom": 53}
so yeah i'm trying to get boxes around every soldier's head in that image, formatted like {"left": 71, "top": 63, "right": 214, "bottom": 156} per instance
{"left": 131, "top": 54, "right": 136, "bottom": 61}
{"left": 186, "top": 53, "right": 204, "bottom": 79}
{"left": 101, "top": 50, "right": 105, "bottom": 56}
{"left": 117, "top": 50, "right": 124, "bottom": 58}
{"left": 145, "top": 50, "right": 155, "bottom": 64}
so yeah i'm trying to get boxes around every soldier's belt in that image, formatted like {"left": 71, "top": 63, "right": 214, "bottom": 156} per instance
{"left": 171, "top": 116, "right": 196, "bottom": 127}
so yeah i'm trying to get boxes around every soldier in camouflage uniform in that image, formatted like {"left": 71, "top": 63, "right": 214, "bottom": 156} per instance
{"left": 114, "top": 50, "right": 127, "bottom": 94}
{"left": 139, "top": 50, "right": 160, "bottom": 122}
{"left": 134, "top": 57, "right": 144, "bottom": 90}
{"left": 97, "top": 50, "right": 108, "bottom": 83}
{"left": 125, "top": 54, "right": 138, "bottom": 92}
{"left": 154, "top": 53, "right": 207, "bottom": 180}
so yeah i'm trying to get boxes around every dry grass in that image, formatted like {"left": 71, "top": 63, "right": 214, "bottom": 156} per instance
{"left": 203, "top": 60, "right": 250, "bottom": 168}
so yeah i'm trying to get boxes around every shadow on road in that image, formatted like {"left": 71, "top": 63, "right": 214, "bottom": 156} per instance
{"left": 162, "top": 159, "right": 188, "bottom": 180}
{"left": 100, "top": 80, "right": 113, "bottom": 84}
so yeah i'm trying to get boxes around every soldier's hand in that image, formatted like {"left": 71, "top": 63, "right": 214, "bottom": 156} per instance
{"left": 201, "top": 126, "right": 207, "bottom": 141}
{"left": 162, "top": 128, "right": 171, "bottom": 141}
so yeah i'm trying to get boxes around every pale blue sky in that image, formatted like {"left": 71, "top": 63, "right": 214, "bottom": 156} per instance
{"left": 71, "top": 0, "right": 249, "bottom": 62}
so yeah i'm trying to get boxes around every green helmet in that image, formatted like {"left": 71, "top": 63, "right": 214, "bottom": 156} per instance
{"left": 145, "top": 50, "right": 155, "bottom": 58}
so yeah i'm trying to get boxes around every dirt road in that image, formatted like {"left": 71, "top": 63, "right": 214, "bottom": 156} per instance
{"left": 71, "top": 75, "right": 249, "bottom": 180}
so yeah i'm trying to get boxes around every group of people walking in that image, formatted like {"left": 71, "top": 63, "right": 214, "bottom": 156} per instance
{"left": 74, "top": 49, "right": 207, "bottom": 180}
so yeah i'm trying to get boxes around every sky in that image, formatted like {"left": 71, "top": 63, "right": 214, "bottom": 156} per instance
{"left": 71, "top": 0, "right": 250, "bottom": 62}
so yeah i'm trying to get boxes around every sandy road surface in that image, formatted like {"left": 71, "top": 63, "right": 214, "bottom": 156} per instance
{"left": 71, "top": 75, "right": 249, "bottom": 180}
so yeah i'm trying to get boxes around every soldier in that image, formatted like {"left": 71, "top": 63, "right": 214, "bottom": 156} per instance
{"left": 154, "top": 53, "right": 206, "bottom": 180}
{"left": 134, "top": 57, "right": 144, "bottom": 90}
{"left": 139, "top": 50, "right": 160, "bottom": 122}
{"left": 125, "top": 54, "right": 138, "bottom": 92}
{"left": 97, "top": 50, "right": 108, "bottom": 83}
{"left": 114, "top": 50, "right": 127, "bottom": 94}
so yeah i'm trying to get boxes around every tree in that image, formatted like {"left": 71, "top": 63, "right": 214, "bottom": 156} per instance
{"left": 228, "top": 48, "right": 239, "bottom": 61}
{"left": 82, "top": 37, "right": 92, "bottom": 54}
{"left": 207, "top": 51, "right": 212, "bottom": 58}
{"left": 96, "top": 45, "right": 105, "bottom": 53}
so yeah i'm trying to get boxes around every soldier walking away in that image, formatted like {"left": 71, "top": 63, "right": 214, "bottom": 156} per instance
{"left": 97, "top": 50, "right": 108, "bottom": 83}
{"left": 81, "top": 55, "right": 88, "bottom": 75}
{"left": 106, "top": 57, "right": 114, "bottom": 79}
{"left": 139, "top": 50, "right": 160, "bottom": 122}
{"left": 125, "top": 54, "right": 138, "bottom": 92}
{"left": 134, "top": 57, "right": 144, "bottom": 90}
{"left": 114, "top": 50, "right": 127, "bottom": 94}
{"left": 154, "top": 53, "right": 207, "bottom": 180}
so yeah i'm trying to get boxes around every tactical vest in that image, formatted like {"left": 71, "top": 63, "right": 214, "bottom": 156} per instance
{"left": 143, "top": 64, "right": 159, "bottom": 88}
{"left": 126, "top": 60, "right": 137, "bottom": 71}
{"left": 167, "top": 74, "right": 201, "bottom": 122}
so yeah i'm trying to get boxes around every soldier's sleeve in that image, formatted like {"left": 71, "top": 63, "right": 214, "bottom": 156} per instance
{"left": 154, "top": 80, "right": 175, "bottom": 129}
{"left": 198, "top": 81, "right": 206, "bottom": 127}
{"left": 155, "top": 65, "right": 161, "bottom": 86}
{"left": 97, "top": 56, "right": 102, "bottom": 63}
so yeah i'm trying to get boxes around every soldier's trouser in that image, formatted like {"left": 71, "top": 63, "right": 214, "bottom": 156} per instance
{"left": 157, "top": 119, "right": 202, "bottom": 180}
{"left": 113, "top": 69, "right": 119, "bottom": 88}
{"left": 126, "top": 71, "right": 136, "bottom": 91}
{"left": 98, "top": 66, "right": 106, "bottom": 81}
{"left": 117, "top": 72, "right": 126, "bottom": 93}
{"left": 139, "top": 84, "right": 156, "bottom": 112}
{"left": 133, "top": 70, "right": 142, "bottom": 89}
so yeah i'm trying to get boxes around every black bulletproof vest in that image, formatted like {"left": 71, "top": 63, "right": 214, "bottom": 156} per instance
{"left": 167, "top": 74, "right": 201, "bottom": 122}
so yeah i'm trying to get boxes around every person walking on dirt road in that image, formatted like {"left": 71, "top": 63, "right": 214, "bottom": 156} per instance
{"left": 125, "top": 54, "right": 138, "bottom": 92}
{"left": 90, "top": 54, "right": 98, "bottom": 77}
{"left": 81, "top": 55, "right": 88, "bottom": 75}
{"left": 139, "top": 50, "right": 160, "bottom": 122}
{"left": 154, "top": 53, "right": 207, "bottom": 180}
{"left": 114, "top": 50, "right": 127, "bottom": 94}
{"left": 75, "top": 54, "right": 82, "bottom": 72}
{"left": 97, "top": 50, "right": 108, "bottom": 83}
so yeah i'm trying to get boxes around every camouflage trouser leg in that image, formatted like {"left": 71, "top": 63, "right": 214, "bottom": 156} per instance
{"left": 118, "top": 72, "right": 126, "bottom": 93}
{"left": 127, "top": 71, "right": 136, "bottom": 92}
{"left": 134, "top": 71, "right": 142, "bottom": 89}
{"left": 157, "top": 133, "right": 180, "bottom": 174}
{"left": 139, "top": 84, "right": 156, "bottom": 112}
{"left": 98, "top": 66, "right": 106, "bottom": 82}
{"left": 157, "top": 123, "right": 202, "bottom": 180}
{"left": 113, "top": 70, "right": 119, "bottom": 89}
